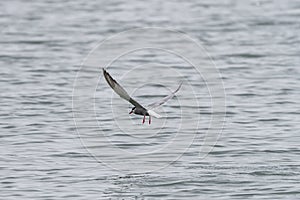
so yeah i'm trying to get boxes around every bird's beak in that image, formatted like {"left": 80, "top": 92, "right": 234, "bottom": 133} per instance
{"left": 129, "top": 110, "right": 133, "bottom": 114}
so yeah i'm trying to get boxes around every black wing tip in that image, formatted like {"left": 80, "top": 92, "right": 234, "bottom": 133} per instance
{"left": 179, "top": 81, "right": 183, "bottom": 87}
{"left": 103, "top": 68, "right": 112, "bottom": 80}
{"left": 175, "top": 81, "right": 183, "bottom": 92}
{"left": 103, "top": 68, "right": 117, "bottom": 89}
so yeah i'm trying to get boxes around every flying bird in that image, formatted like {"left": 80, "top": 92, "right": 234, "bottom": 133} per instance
{"left": 103, "top": 68, "right": 182, "bottom": 124}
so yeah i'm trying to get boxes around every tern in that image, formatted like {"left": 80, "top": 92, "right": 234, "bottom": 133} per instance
{"left": 103, "top": 68, "right": 182, "bottom": 124}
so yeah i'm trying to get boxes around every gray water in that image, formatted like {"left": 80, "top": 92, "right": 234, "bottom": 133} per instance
{"left": 1, "top": 0, "right": 300, "bottom": 199}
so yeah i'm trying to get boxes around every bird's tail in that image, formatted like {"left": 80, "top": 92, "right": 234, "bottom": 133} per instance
{"left": 147, "top": 110, "right": 162, "bottom": 118}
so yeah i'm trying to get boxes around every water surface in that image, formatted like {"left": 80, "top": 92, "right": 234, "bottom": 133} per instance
{"left": 1, "top": 0, "right": 299, "bottom": 199}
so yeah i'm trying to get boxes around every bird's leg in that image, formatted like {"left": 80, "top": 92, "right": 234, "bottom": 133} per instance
{"left": 142, "top": 115, "right": 145, "bottom": 124}
{"left": 149, "top": 115, "right": 151, "bottom": 124}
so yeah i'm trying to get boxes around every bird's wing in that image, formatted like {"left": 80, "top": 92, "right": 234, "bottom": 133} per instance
{"left": 147, "top": 110, "right": 162, "bottom": 118}
{"left": 103, "top": 68, "right": 145, "bottom": 109}
{"left": 147, "top": 82, "right": 182, "bottom": 109}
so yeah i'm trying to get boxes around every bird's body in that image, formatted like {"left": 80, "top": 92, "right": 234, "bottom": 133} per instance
{"left": 133, "top": 107, "right": 149, "bottom": 116}
{"left": 102, "top": 68, "right": 182, "bottom": 124}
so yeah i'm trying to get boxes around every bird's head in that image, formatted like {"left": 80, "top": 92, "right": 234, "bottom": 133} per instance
{"left": 129, "top": 107, "right": 136, "bottom": 114}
